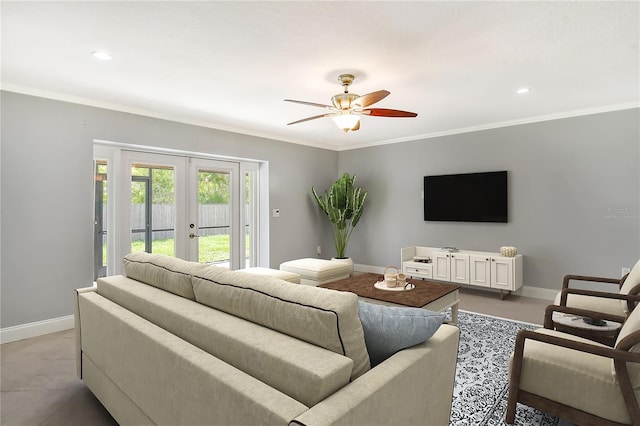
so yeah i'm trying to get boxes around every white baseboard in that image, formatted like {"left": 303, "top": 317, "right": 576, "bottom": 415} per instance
{"left": 518, "top": 286, "right": 558, "bottom": 301}
{"left": 354, "top": 263, "right": 558, "bottom": 301}
{"left": 1, "top": 315, "right": 74, "bottom": 344}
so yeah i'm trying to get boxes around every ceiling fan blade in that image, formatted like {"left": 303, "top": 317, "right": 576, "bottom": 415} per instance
{"left": 287, "top": 113, "right": 335, "bottom": 125}
{"left": 361, "top": 108, "right": 417, "bottom": 118}
{"left": 353, "top": 90, "right": 389, "bottom": 108}
{"left": 284, "top": 99, "right": 334, "bottom": 109}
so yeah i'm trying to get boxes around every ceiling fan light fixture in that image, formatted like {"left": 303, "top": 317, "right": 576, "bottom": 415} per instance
{"left": 285, "top": 73, "right": 416, "bottom": 132}
{"left": 332, "top": 113, "right": 360, "bottom": 131}
{"left": 91, "top": 50, "right": 112, "bottom": 61}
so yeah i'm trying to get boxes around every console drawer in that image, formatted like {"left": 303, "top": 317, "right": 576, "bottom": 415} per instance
{"left": 404, "top": 263, "right": 433, "bottom": 279}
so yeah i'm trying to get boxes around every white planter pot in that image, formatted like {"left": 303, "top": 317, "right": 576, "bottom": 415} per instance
{"left": 331, "top": 257, "right": 353, "bottom": 276}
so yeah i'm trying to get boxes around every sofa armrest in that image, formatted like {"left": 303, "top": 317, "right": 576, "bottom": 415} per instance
{"left": 74, "top": 286, "right": 97, "bottom": 378}
{"left": 290, "top": 324, "right": 460, "bottom": 426}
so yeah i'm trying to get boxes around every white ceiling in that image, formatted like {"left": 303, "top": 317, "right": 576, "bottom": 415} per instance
{"left": 2, "top": 1, "right": 638, "bottom": 151}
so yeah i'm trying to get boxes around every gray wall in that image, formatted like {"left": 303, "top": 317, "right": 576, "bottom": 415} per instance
{"left": 1, "top": 91, "right": 337, "bottom": 328}
{"left": 2, "top": 89, "right": 638, "bottom": 329}
{"left": 340, "top": 109, "right": 640, "bottom": 289}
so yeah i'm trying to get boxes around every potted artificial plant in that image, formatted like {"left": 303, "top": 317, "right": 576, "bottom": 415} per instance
{"left": 312, "top": 173, "right": 367, "bottom": 268}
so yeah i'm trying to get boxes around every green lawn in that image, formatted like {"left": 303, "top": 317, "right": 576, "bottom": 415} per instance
{"left": 131, "top": 234, "right": 247, "bottom": 264}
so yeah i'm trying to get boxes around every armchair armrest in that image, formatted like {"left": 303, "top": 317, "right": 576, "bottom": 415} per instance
{"left": 558, "top": 288, "right": 640, "bottom": 313}
{"left": 562, "top": 274, "right": 621, "bottom": 290}
{"left": 543, "top": 304, "right": 625, "bottom": 329}
{"left": 514, "top": 328, "right": 639, "bottom": 361}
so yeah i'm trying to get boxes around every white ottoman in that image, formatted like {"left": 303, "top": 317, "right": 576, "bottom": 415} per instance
{"left": 238, "top": 267, "right": 301, "bottom": 284}
{"left": 279, "top": 258, "right": 352, "bottom": 286}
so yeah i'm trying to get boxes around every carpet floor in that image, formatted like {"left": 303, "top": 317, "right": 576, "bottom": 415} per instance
{"left": 451, "top": 310, "right": 565, "bottom": 426}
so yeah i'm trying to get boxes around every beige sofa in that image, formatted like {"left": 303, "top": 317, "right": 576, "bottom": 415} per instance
{"left": 75, "top": 252, "right": 460, "bottom": 426}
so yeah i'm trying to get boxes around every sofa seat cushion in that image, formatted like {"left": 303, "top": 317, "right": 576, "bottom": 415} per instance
{"left": 192, "top": 267, "right": 371, "bottom": 380}
{"left": 280, "top": 258, "right": 352, "bottom": 281}
{"left": 512, "top": 328, "right": 635, "bottom": 425}
{"left": 123, "top": 252, "right": 208, "bottom": 300}
{"left": 96, "top": 275, "right": 353, "bottom": 407}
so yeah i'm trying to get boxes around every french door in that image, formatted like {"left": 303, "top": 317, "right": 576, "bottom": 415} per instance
{"left": 94, "top": 146, "right": 260, "bottom": 278}
{"left": 188, "top": 158, "right": 240, "bottom": 269}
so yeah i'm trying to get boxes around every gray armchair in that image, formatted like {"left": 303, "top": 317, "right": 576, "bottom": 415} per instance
{"left": 555, "top": 259, "right": 640, "bottom": 317}
{"left": 552, "top": 259, "right": 640, "bottom": 345}
{"left": 506, "top": 303, "right": 640, "bottom": 425}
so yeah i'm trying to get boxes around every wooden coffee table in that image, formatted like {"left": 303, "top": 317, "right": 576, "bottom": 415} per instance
{"left": 319, "top": 273, "right": 461, "bottom": 324}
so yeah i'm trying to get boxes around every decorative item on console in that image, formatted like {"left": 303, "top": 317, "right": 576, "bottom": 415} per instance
{"left": 500, "top": 246, "right": 518, "bottom": 257}
{"left": 413, "top": 256, "right": 432, "bottom": 263}
{"left": 440, "top": 247, "right": 459, "bottom": 253}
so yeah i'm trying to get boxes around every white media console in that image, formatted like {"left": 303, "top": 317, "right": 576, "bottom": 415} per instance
{"left": 401, "top": 246, "right": 523, "bottom": 299}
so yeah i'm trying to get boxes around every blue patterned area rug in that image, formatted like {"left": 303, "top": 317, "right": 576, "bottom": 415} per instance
{"left": 449, "top": 311, "right": 561, "bottom": 426}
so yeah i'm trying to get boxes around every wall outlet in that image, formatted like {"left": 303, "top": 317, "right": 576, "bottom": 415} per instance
{"left": 622, "top": 267, "right": 631, "bottom": 276}
{"left": 317, "top": 245, "right": 322, "bottom": 255}
{"left": 272, "top": 209, "right": 280, "bottom": 218}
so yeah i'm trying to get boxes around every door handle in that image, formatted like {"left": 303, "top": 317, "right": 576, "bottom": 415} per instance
{"left": 189, "top": 233, "right": 200, "bottom": 239}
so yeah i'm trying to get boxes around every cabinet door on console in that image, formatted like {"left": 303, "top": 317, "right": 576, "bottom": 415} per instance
{"left": 450, "top": 253, "right": 470, "bottom": 284}
{"left": 432, "top": 252, "right": 451, "bottom": 281}
{"left": 469, "top": 255, "right": 491, "bottom": 288}
{"left": 490, "top": 257, "right": 513, "bottom": 290}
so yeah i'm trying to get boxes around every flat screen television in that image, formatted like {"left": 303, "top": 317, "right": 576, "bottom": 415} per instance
{"left": 424, "top": 171, "right": 508, "bottom": 223}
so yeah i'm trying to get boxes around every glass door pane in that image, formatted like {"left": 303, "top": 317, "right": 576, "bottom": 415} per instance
{"left": 130, "top": 164, "right": 176, "bottom": 257}
{"left": 196, "top": 169, "right": 231, "bottom": 265}
{"left": 243, "top": 167, "right": 259, "bottom": 268}
{"left": 189, "top": 158, "right": 240, "bottom": 268}
{"left": 94, "top": 160, "right": 108, "bottom": 280}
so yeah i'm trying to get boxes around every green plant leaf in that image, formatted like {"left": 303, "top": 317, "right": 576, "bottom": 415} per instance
{"left": 311, "top": 173, "right": 366, "bottom": 258}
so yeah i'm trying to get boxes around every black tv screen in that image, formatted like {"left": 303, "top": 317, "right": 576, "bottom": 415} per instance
{"left": 424, "top": 171, "right": 508, "bottom": 223}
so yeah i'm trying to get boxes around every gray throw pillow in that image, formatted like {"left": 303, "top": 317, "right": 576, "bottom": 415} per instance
{"left": 358, "top": 301, "right": 445, "bottom": 366}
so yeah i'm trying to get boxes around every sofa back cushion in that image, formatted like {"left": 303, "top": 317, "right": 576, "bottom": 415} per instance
{"left": 96, "top": 275, "right": 353, "bottom": 407}
{"left": 123, "top": 252, "right": 207, "bottom": 300}
{"left": 192, "top": 267, "right": 371, "bottom": 380}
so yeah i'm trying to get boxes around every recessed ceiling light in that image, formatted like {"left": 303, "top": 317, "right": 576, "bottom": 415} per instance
{"left": 91, "top": 51, "right": 112, "bottom": 61}
{"left": 516, "top": 87, "right": 531, "bottom": 94}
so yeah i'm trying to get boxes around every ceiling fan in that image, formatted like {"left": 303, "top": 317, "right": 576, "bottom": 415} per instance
{"left": 285, "top": 74, "right": 418, "bottom": 132}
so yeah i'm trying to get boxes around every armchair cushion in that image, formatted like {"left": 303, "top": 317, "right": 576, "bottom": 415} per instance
{"left": 613, "top": 303, "right": 640, "bottom": 388}
{"left": 620, "top": 258, "right": 640, "bottom": 314}
{"left": 553, "top": 291, "right": 624, "bottom": 318}
{"left": 512, "top": 328, "right": 632, "bottom": 424}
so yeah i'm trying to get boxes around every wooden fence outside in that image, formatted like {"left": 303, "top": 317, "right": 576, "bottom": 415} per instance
{"left": 130, "top": 204, "right": 230, "bottom": 241}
